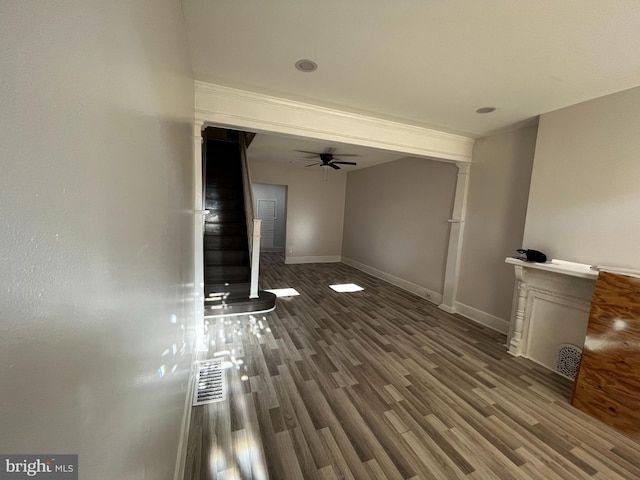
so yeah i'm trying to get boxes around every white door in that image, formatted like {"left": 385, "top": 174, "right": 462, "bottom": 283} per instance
{"left": 257, "top": 199, "right": 277, "bottom": 249}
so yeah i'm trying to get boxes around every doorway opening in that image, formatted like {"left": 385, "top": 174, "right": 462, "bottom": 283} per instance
{"left": 253, "top": 183, "right": 287, "bottom": 266}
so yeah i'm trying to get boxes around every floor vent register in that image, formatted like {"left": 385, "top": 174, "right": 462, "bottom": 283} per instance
{"left": 556, "top": 344, "right": 582, "bottom": 380}
{"left": 193, "top": 358, "right": 226, "bottom": 406}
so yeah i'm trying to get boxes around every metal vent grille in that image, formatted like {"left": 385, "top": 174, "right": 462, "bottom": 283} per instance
{"left": 556, "top": 344, "right": 582, "bottom": 380}
{"left": 193, "top": 358, "right": 226, "bottom": 406}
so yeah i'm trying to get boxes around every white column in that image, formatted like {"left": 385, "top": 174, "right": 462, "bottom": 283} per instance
{"left": 193, "top": 120, "right": 207, "bottom": 352}
{"left": 439, "top": 162, "right": 470, "bottom": 313}
{"left": 508, "top": 265, "right": 528, "bottom": 356}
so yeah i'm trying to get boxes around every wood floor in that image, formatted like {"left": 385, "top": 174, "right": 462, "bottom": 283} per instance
{"left": 184, "top": 260, "right": 640, "bottom": 479}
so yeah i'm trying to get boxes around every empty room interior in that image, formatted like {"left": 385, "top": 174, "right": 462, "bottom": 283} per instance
{"left": 2, "top": 1, "right": 640, "bottom": 479}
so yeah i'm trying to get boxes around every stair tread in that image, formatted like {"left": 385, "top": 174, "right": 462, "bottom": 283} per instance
{"left": 204, "top": 290, "right": 277, "bottom": 317}
{"left": 204, "top": 248, "right": 247, "bottom": 253}
{"left": 204, "top": 239, "right": 247, "bottom": 250}
{"left": 205, "top": 207, "right": 245, "bottom": 211}
{"left": 204, "top": 238, "right": 246, "bottom": 242}
{"left": 205, "top": 282, "right": 250, "bottom": 298}
{"left": 204, "top": 267, "right": 250, "bottom": 282}
{"left": 203, "top": 233, "right": 247, "bottom": 240}
{"left": 204, "top": 219, "right": 245, "bottom": 224}
{"left": 204, "top": 249, "right": 249, "bottom": 267}
{"left": 205, "top": 265, "right": 249, "bottom": 270}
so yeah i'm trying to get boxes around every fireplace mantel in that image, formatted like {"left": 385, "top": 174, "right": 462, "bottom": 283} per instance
{"left": 505, "top": 257, "right": 597, "bottom": 375}
{"left": 505, "top": 257, "right": 598, "bottom": 280}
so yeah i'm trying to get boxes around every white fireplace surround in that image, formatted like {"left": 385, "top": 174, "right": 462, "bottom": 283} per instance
{"left": 505, "top": 258, "right": 598, "bottom": 375}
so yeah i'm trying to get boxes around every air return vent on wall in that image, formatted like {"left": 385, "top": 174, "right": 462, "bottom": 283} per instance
{"left": 556, "top": 344, "right": 582, "bottom": 380}
{"left": 192, "top": 358, "right": 226, "bottom": 406}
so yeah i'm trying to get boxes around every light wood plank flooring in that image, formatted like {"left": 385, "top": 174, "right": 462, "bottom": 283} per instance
{"left": 185, "top": 261, "right": 640, "bottom": 479}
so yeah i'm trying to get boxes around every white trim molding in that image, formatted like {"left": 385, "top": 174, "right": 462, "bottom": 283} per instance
{"left": 194, "top": 81, "right": 474, "bottom": 163}
{"left": 285, "top": 255, "right": 342, "bottom": 264}
{"left": 173, "top": 349, "right": 206, "bottom": 480}
{"left": 453, "top": 301, "right": 510, "bottom": 334}
{"left": 342, "top": 257, "right": 443, "bottom": 305}
{"left": 193, "top": 121, "right": 207, "bottom": 352}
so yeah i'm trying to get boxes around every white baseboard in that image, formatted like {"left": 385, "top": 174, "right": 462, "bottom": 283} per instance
{"left": 453, "top": 301, "right": 509, "bottom": 334}
{"left": 340, "top": 258, "right": 509, "bottom": 334}
{"left": 438, "top": 304, "right": 457, "bottom": 314}
{"left": 341, "top": 257, "right": 443, "bottom": 304}
{"left": 285, "top": 255, "right": 341, "bottom": 264}
{"left": 522, "top": 353, "right": 574, "bottom": 380}
{"left": 174, "top": 347, "right": 204, "bottom": 480}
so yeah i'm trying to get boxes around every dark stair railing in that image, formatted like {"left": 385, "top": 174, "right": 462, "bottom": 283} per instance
{"left": 202, "top": 128, "right": 274, "bottom": 316}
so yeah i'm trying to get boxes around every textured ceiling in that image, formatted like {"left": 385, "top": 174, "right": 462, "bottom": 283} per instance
{"left": 183, "top": 0, "right": 640, "bottom": 138}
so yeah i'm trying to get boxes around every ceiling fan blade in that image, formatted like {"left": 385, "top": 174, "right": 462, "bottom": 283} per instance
{"left": 294, "top": 150, "right": 323, "bottom": 156}
{"left": 332, "top": 154, "right": 359, "bottom": 157}
{"left": 331, "top": 161, "right": 357, "bottom": 165}
{"left": 329, "top": 163, "right": 341, "bottom": 170}
{"left": 306, "top": 162, "right": 320, "bottom": 167}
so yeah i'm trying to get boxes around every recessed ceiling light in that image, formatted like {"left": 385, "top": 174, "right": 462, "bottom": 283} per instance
{"left": 295, "top": 59, "right": 318, "bottom": 72}
{"left": 476, "top": 106, "right": 496, "bottom": 114}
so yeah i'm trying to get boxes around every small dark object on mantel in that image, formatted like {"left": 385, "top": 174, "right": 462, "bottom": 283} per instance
{"left": 516, "top": 249, "right": 548, "bottom": 263}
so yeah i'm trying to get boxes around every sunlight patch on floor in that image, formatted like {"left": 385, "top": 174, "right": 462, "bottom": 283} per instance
{"left": 265, "top": 287, "right": 300, "bottom": 297}
{"left": 330, "top": 283, "right": 364, "bottom": 292}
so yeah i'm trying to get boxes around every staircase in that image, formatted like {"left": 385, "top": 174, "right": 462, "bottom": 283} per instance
{"left": 202, "top": 129, "right": 276, "bottom": 316}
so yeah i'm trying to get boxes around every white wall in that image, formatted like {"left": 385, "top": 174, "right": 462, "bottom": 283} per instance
{"left": 523, "top": 86, "right": 640, "bottom": 270}
{"left": 249, "top": 163, "right": 347, "bottom": 262}
{"left": 0, "top": 2, "right": 195, "bottom": 479}
{"left": 342, "top": 157, "right": 457, "bottom": 298}
{"left": 457, "top": 125, "right": 538, "bottom": 329}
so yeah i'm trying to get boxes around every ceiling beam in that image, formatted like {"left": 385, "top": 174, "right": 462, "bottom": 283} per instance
{"left": 195, "top": 81, "right": 474, "bottom": 163}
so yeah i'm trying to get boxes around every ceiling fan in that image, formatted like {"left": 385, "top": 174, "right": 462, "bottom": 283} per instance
{"left": 295, "top": 148, "right": 359, "bottom": 170}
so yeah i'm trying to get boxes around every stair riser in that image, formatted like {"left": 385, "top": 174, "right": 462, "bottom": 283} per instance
{"left": 204, "top": 223, "right": 246, "bottom": 236}
{"left": 205, "top": 282, "right": 250, "bottom": 298}
{"left": 205, "top": 189, "right": 244, "bottom": 201}
{"left": 205, "top": 199, "right": 244, "bottom": 211}
{"left": 205, "top": 168, "right": 242, "bottom": 177}
{"left": 204, "top": 269, "right": 250, "bottom": 284}
{"left": 204, "top": 251, "right": 249, "bottom": 266}
{"left": 204, "top": 236, "right": 247, "bottom": 250}
{"left": 205, "top": 182, "right": 243, "bottom": 193}
{"left": 204, "top": 211, "right": 245, "bottom": 224}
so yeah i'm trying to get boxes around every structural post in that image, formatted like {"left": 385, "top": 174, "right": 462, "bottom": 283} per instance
{"left": 439, "top": 162, "right": 470, "bottom": 313}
